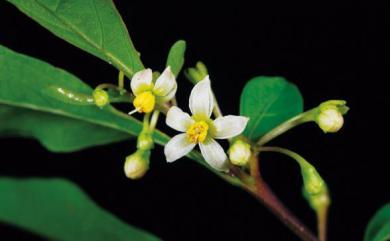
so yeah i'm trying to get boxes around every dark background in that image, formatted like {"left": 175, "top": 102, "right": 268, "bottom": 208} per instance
{"left": 0, "top": 1, "right": 387, "bottom": 241}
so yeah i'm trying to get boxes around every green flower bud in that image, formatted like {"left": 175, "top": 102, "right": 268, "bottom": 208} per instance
{"left": 137, "top": 131, "right": 154, "bottom": 150}
{"left": 228, "top": 140, "right": 251, "bottom": 166}
{"left": 301, "top": 165, "right": 325, "bottom": 195}
{"left": 124, "top": 150, "right": 150, "bottom": 180}
{"left": 185, "top": 61, "right": 209, "bottom": 84}
{"left": 92, "top": 88, "right": 109, "bottom": 107}
{"left": 303, "top": 187, "right": 331, "bottom": 211}
{"left": 195, "top": 61, "right": 208, "bottom": 77}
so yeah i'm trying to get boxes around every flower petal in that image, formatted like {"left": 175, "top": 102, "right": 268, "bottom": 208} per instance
{"left": 157, "top": 84, "right": 177, "bottom": 102}
{"left": 213, "top": 115, "right": 249, "bottom": 139}
{"left": 153, "top": 66, "right": 177, "bottom": 100}
{"left": 131, "top": 68, "right": 153, "bottom": 96}
{"left": 164, "top": 133, "right": 196, "bottom": 163}
{"left": 166, "top": 106, "right": 194, "bottom": 132}
{"left": 199, "top": 138, "right": 228, "bottom": 172}
{"left": 189, "top": 76, "right": 214, "bottom": 118}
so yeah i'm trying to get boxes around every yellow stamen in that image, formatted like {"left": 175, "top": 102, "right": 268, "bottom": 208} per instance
{"left": 133, "top": 91, "right": 155, "bottom": 113}
{"left": 187, "top": 121, "right": 209, "bottom": 143}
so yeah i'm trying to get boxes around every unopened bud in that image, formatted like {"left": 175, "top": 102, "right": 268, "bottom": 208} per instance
{"left": 137, "top": 131, "right": 154, "bottom": 150}
{"left": 301, "top": 165, "right": 325, "bottom": 195}
{"left": 195, "top": 61, "right": 208, "bottom": 77}
{"left": 124, "top": 150, "right": 150, "bottom": 180}
{"left": 92, "top": 88, "right": 109, "bottom": 107}
{"left": 228, "top": 140, "right": 251, "bottom": 166}
{"left": 303, "top": 187, "right": 331, "bottom": 211}
{"left": 185, "top": 61, "right": 209, "bottom": 84}
{"left": 316, "top": 107, "right": 344, "bottom": 133}
{"left": 315, "top": 100, "right": 348, "bottom": 133}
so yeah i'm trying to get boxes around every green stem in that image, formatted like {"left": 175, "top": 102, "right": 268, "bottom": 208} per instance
{"left": 96, "top": 83, "right": 123, "bottom": 92}
{"left": 143, "top": 113, "right": 151, "bottom": 130}
{"left": 259, "top": 146, "right": 311, "bottom": 168}
{"left": 256, "top": 109, "right": 317, "bottom": 147}
{"left": 149, "top": 110, "right": 160, "bottom": 131}
{"left": 118, "top": 71, "right": 125, "bottom": 93}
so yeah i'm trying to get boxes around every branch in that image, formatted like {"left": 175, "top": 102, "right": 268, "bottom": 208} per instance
{"left": 247, "top": 153, "right": 319, "bottom": 241}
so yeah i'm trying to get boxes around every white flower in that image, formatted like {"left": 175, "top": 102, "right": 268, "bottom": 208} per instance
{"left": 164, "top": 77, "right": 249, "bottom": 171}
{"left": 130, "top": 66, "right": 177, "bottom": 113}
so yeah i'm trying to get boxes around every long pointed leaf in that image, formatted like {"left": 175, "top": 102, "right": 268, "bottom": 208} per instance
{"left": 0, "top": 44, "right": 168, "bottom": 152}
{"left": 6, "top": 0, "right": 144, "bottom": 77}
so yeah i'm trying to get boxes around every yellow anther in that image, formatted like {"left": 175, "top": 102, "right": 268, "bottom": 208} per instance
{"left": 186, "top": 121, "right": 209, "bottom": 143}
{"left": 133, "top": 91, "right": 155, "bottom": 113}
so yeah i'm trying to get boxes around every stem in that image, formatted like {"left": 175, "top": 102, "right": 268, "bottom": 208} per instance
{"left": 96, "top": 83, "right": 122, "bottom": 91}
{"left": 171, "top": 97, "right": 178, "bottom": 106}
{"left": 143, "top": 113, "right": 151, "bottom": 130}
{"left": 256, "top": 109, "right": 317, "bottom": 147}
{"left": 149, "top": 110, "right": 160, "bottom": 131}
{"left": 317, "top": 205, "right": 328, "bottom": 241}
{"left": 248, "top": 153, "right": 319, "bottom": 241}
{"left": 259, "top": 146, "right": 311, "bottom": 168}
{"left": 118, "top": 71, "right": 125, "bottom": 92}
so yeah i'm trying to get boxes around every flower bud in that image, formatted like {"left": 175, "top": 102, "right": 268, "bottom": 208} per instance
{"left": 124, "top": 150, "right": 150, "bottom": 180}
{"left": 301, "top": 165, "right": 325, "bottom": 195}
{"left": 92, "top": 88, "right": 109, "bottom": 107}
{"left": 316, "top": 107, "right": 344, "bottom": 133}
{"left": 137, "top": 131, "right": 154, "bottom": 150}
{"left": 228, "top": 140, "right": 251, "bottom": 166}
{"left": 195, "top": 61, "right": 208, "bottom": 77}
{"left": 303, "top": 187, "right": 330, "bottom": 211}
{"left": 185, "top": 61, "right": 209, "bottom": 84}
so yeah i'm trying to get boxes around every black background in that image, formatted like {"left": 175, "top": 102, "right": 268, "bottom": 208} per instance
{"left": 0, "top": 1, "right": 388, "bottom": 241}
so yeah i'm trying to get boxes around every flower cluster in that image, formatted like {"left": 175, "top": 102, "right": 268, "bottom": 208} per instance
{"left": 117, "top": 66, "right": 347, "bottom": 180}
{"left": 125, "top": 66, "right": 249, "bottom": 175}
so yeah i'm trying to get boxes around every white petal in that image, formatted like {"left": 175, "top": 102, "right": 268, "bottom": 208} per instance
{"left": 199, "top": 138, "right": 228, "bottom": 172}
{"left": 189, "top": 76, "right": 214, "bottom": 118}
{"left": 131, "top": 68, "right": 153, "bottom": 96}
{"left": 157, "top": 83, "right": 177, "bottom": 102}
{"left": 153, "top": 66, "right": 177, "bottom": 100}
{"left": 213, "top": 115, "right": 249, "bottom": 139}
{"left": 166, "top": 106, "right": 194, "bottom": 132}
{"left": 164, "top": 133, "right": 196, "bottom": 163}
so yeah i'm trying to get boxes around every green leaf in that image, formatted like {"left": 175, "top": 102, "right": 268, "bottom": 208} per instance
{"left": 0, "top": 44, "right": 169, "bottom": 152}
{"left": 364, "top": 203, "right": 390, "bottom": 241}
{"left": 166, "top": 40, "right": 186, "bottom": 76}
{"left": 240, "top": 76, "right": 303, "bottom": 141}
{"left": 0, "top": 177, "right": 162, "bottom": 241}
{"left": 6, "top": 0, "right": 144, "bottom": 77}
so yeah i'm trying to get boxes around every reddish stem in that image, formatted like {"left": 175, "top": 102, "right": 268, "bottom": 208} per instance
{"left": 246, "top": 153, "right": 319, "bottom": 241}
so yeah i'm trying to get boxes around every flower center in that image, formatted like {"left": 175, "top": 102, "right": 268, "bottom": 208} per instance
{"left": 133, "top": 91, "right": 155, "bottom": 113}
{"left": 186, "top": 121, "right": 209, "bottom": 143}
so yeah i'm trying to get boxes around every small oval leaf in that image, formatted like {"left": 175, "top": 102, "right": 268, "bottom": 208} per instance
{"left": 240, "top": 76, "right": 303, "bottom": 141}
